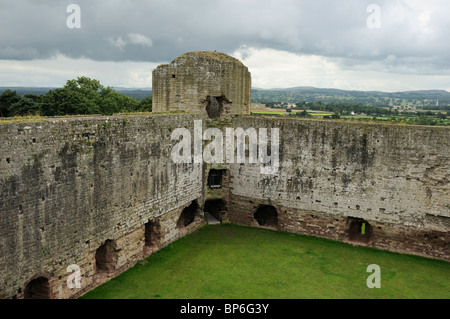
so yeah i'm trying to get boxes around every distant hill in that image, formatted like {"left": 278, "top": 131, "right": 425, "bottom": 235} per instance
{"left": 112, "top": 87, "right": 152, "bottom": 100}
{"left": 0, "top": 87, "right": 152, "bottom": 100}
{"left": 252, "top": 87, "right": 450, "bottom": 108}
{"left": 2, "top": 86, "right": 450, "bottom": 108}
{"left": 0, "top": 87, "right": 53, "bottom": 96}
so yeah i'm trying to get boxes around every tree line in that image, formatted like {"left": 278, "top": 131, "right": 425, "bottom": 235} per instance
{"left": 253, "top": 87, "right": 450, "bottom": 107}
{"left": 279, "top": 101, "right": 448, "bottom": 118}
{"left": 289, "top": 101, "right": 449, "bottom": 126}
{"left": 292, "top": 101, "right": 396, "bottom": 116}
{"left": 0, "top": 77, "right": 152, "bottom": 117}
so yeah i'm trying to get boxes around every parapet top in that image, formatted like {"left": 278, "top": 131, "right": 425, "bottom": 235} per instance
{"left": 172, "top": 51, "right": 245, "bottom": 67}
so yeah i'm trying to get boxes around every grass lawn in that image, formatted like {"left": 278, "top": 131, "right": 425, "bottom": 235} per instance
{"left": 341, "top": 116, "right": 391, "bottom": 121}
{"left": 251, "top": 111, "right": 284, "bottom": 115}
{"left": 310, "top": 113, "right": 334, "bottom": 116}
{"left": 80, "top": 224, "right": 450, "bottom": 299}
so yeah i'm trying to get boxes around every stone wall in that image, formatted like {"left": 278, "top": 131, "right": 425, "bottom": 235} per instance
{"left": 152, "top": 51, "right": 251, "bottom": 117}
{"left": 0, "top": 114, "right": 205, "bottom": 299}
{"left": 0, "top": 114, "right": 449, "bottom": 299}
{"left": 224, "top": 117, "right": 449, "bottom": 261}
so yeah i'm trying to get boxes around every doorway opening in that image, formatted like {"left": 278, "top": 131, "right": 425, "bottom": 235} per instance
{"left": 145, "top": 219, "right": 162, "bottom": 249}
{"left": 206, "top": 95, "right": 230, "bottom": 119}
{"left": 177, "top": 200, "right": 200, "bottom": 228}
{"left": 24, "top": 277, "right": 50, "bottom": 299}
{"left": 346, "top": 217, "right": 372, "bottom": 243}
{"left": 204, "top": 199, "right": 226, "bottom": 223}
{"left": 95, "top": 239, "right": 117, "bottom": 272}
{"left": 254, "top": 205, "right": 278, "bottom": 228}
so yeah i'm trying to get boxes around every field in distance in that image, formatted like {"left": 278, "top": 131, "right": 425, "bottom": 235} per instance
{"left": 251, "top": 105, "right": 333, "bottom": 116}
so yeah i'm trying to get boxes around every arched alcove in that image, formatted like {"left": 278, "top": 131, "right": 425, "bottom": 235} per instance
{"left": 206, "top": 95, "right": 230, "bottom": 119}
{"left": 24, "top": 277, "right": 50, "bottom": 299}
{"left": 177, "top": 200, "right": 200, "bottom": 228}
{"left": 95, "top": 239, "right": 117, "bottom": 272}
{"left": 254, "top": 205, "right": 278, "bottom": 228}
{"left": 145, "top": 219, "right": 161, "bottom": 248}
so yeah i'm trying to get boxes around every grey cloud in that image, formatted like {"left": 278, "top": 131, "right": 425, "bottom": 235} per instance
{"left": 0, "top": 46, "right": 40, "bottom": 59}
{"left": 0, "top": 0, "right": 449, "bottom": 73}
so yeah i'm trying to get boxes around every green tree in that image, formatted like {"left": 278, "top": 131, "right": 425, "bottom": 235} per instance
{"left": 0, "top": 89, "right": 22, "bottom": 117}
{"left": 24, "top": 93, "right": 43, "bottom": 104}
{"left": 138, "top": 96, "right": 152, "bottom": 112}
{"left": 296, "top": 109, "right": 311, "bottom": 117}
{"left": 437, "top": 112, "right": 447, "bottom": 120}
{"left": 331, "top": 112, "right": 341, "bottom": 119}
{"left": 41, "top": 88, "right": 99, "bottom": 116}
{"left": 10, "top": 97, "right": 40, "bottom": 116}
{"left": 99, "top": 91, "right": 140, "bottom": 114}
{"left": 65, "top": 76, "right": 103, "bottom": 97}
{"left": 41, "top": 76, "right": 141, "bottom": 116}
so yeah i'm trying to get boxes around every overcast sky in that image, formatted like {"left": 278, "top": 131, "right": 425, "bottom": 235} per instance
{"left": 1, "top": 0, "right": 449, "bottom": 92}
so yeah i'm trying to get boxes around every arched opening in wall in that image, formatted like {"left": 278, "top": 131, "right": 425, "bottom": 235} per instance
{"left": 254, "top": 205, "right": 278, "bottom": 228}
{"left": 206, "top": 95, "right": 230, "bottom": 119}
{"left": 95, "top": 240, "right": 117, "bottom": 272}
{"left": 24, "top": 277, "right": 50, "bottom": 299}
{"left": 346, "top": 217, "right": 372, "bottom": 243}
{"left": 208, "top": 169, "right": 226, "bottom": 189}
{"left": 145, "top": 219, "right": 161, "bottom": 248}
{"left": 177, "top": 200, "right": 200, "bottom": 228}
{"left": 204, "top": 199, "right": 226, "bottom": 223}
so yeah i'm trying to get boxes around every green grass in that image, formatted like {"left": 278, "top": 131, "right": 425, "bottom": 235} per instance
{"left": 341, "top": 116, "right": 391, "bottom": 121}
{"left": 80, "top": 224, "right": 450, "bottom": 299}
{"left": 309, "top": 112, "right": 334, "bottom": 116}
{"left": 250, "top": 111, "right": 334, "bottom": 117}
{"left": 251, "top": 111, "right": 285, "bottom": 115}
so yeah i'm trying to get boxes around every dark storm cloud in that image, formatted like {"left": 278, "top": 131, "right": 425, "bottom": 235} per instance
{"left": 1, "top": 0, "right": 449, "bottom": 72}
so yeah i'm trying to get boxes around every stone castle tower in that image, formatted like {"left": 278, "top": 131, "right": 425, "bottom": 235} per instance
{"left": 0, "top": 50, "right": 448, "bottom": 300}
{"left": 152, "top": 51, "right": 251, "bottom": 118}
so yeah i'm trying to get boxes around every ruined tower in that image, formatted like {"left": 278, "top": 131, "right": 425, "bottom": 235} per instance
{"left": 0, "top": 50, "right": 449, "bottom": 300}
{"left": 152, "top": 51, "right": 251, "bottom": 118}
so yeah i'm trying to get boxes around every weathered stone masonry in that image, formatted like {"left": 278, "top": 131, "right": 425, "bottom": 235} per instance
{"left": 1, "top": 113, "right": 449, "bottom": 299}
{"left": 225, "top": 117, "right": 449, "bottom": 260}
{"left": 152, "top": 51, "right": 251, "bottom": 117}
{"left": 0, "top": 51, "right": 449, "bottom": 299}
{"left": 0, "top": 115, "right": 205, "bottom": 299}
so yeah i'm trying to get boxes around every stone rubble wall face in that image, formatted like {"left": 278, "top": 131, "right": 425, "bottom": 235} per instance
{"left": 153, "top": 54, "right": 251, "bottom": 116}
{"left": 226, "top": 117, "right": 449, "bottom": 260}
{"left": 0, "top": 115, "right": 204, "bottom": 298}
{"left": 0, "top": 114, "right": 448, "bottom": 299}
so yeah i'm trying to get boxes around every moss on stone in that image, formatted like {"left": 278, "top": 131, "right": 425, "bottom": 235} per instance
{"left": 174, "top": 51, "right": 245, "bottom": 66}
